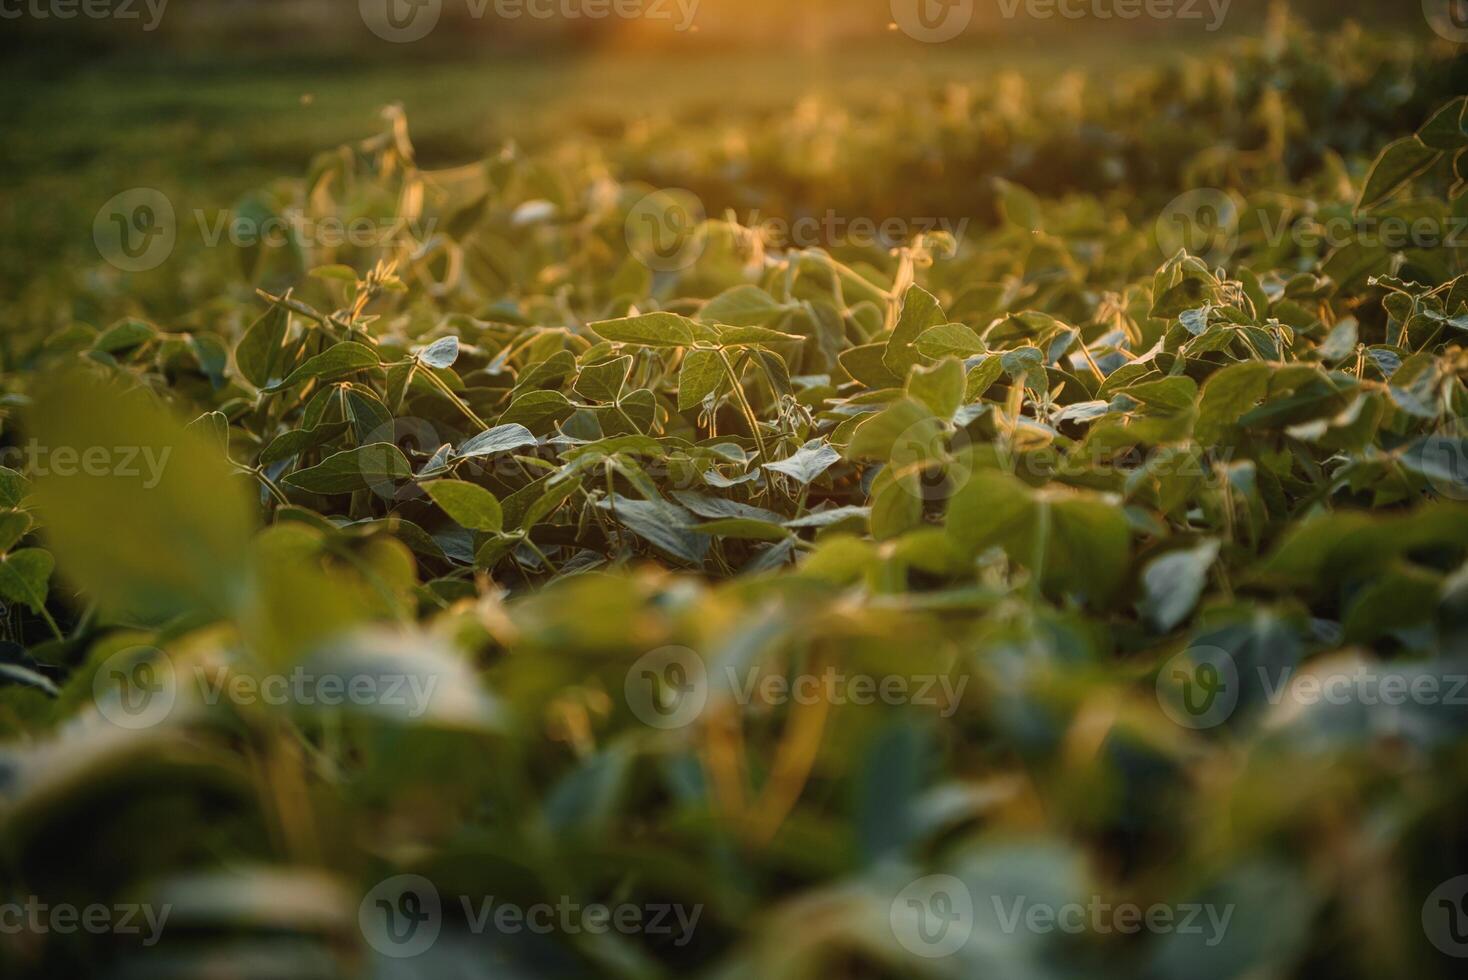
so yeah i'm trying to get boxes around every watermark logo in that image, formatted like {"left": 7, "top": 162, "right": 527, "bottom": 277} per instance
{"left": 94, "top": 188, "right": 176, "bottom": 273}
{"left": 625, "top": 188, "right": 707, "bottom": 273}
{"left": 361, "top": 0, "right": 442, "bottom": 42}
{"left": 891, "top": 875, "right": 974, "bottom": 958}
{"left": 991, "top": 894, "right": 1233, "bottom": 943}
{"left": 358, "top": 877, "right": 701, "bottom": 956}
{"left": 360, "top": 416, "right": 449, "bottom": 502}
{"left": 890, "top": 0, "right": 974, "bottom": 43}
{"left": 626, "top": 646, "right": 708, "bottom": 729}
{"left": 0, "top": 897, "right": 171, "bottom": 946}
{"left": 362, "top": 0, "right": 699, "bottom": 43}
{"left": 1423, "top": 875, "right": 1468, "bottom": 958}
{"left": 992, "top": 0, "right": 1231, "bottom": 31}
{"left": 891, "top": 420, "right": 972, "bottom": 502}
{"left": 1155, "top": 645, "right": 1239, "bottom": 730}
{"left": 360, "top": 875, "right": 442, "bottom": 958}
{"left": 625, "top": 648, "right": 969, "bottom": 728}
{"left": 1414, "top": 427, "right": 1468, "bottom": 502}
{"left": 1425, "top": 0, "right": 1468, "bottom": 43}
{"left": 93, "top": 646, "right": 178, "bottom": 731}
{"left": 1156, "top": 189, "right": 1239, "bottom": 266}
{"left": 0, "top": 0, "right": 169, "bottom": 31}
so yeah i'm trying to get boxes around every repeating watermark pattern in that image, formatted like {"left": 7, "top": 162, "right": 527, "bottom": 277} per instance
{"left": 891, "top": 875, "right": 974, "bottom": 958}
{"left": 92, "top": 647, "right": 445, "bottom": 730}
{"left": 1157, "top": 648, "right": 1468, "bottom": 730}
{"left": 891, "top": 421, "right": 973, "bottom": 503}
{"left": 94, "top": 189, "right": 176, "bottom": 274}
{"left": 1424, "top": 0, "right": 1468, "bottom": 44}
{"left": 890, "top": 0, "right": 975, "bottom": 43}
{"left": 358, "top": 875, "right": 701, "bottom": 959}
{"left": 1156, "top": 645, "right": 1240, "bottom": 730}
{"left": 0, "top": 442, "right": 172, "bottom": 489}
{"left": 1416, "top": 426, "right": 1468, "bottom": 502}
{"left": 625, "top": 189, "right": 969, "bottom": 272}
{"left": 625, "top": 188, "right": 708, "bottom": 273}
{"left": 95, "top": 189, "right": 435, "bottom": 274}
{"left": 1423, "top": 875, "right": 1468, "bottom": 959}
{"left": 889, "top": 876, "right": 1234, "bottom": 958}
{"left": 360, "top": 0, "right": 700, "bottom": 44}
{"left": 624, "top": 646, "right": 968, "bottom": 729}
{"left": 0, "top": 0, "right": 168, "bottom": 30}
{"left": 994, "top": 0, "right": 1231, "bottom": 31}
{"left": 1156, "top": 189, "right": 1240, "bottom": 267}
{"left": 1157, "top": 189, "right": 1468, "bottom": 265}
{"left": 0, "top": 897, "right": 170, "bottom": 947}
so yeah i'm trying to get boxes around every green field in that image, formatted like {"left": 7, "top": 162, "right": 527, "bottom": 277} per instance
{"left": 3, "top": 10, "right": 1468, "bottom": 980}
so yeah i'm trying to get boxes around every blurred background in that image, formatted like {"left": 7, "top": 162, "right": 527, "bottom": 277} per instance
{"left": 0, "top": 0, "right": 1441, "bottom": 310}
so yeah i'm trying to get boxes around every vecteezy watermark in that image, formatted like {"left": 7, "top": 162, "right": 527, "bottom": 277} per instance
{"left": 0, "top": 442, "right": 172, "bottom": 489}
{"left": 94, "top": 189, "right": 436, "bottom": 274}
{"left": 1424, "top": 0, "right": 1468, "bottom": 44}
{"left": 993, "top": 0, "right": 1232, "bottom": 31}
{"left": 891, "top": 419, "right": 973, "bottom": 503}
{"left": 1415, "top": 425, "right": 1468, "bottom": 502}
{"left": 889, "top": 876, "right": 1233, "bottom": 958}
{"left": 624, "top": 188, "right": 969, "bottom": 272}
{"left": 360, "top": 0, "right": 699, "bottom": 44}
{"left": 1156, "top": 189, "right": 1241, "bottom": 267}
{"left": 891, "top": 875, "right": 974, "bottom": 958}
{"left": 1155, "top": 645, "right": 1240, "bottom": 730}
{"left": 0, "top": 0, "right": 168, "bottom": 31}
{"left": 1157, "top": 648, "right": 1468, "bottom": 730}
{"left": 94, "top": 188, "right": 176, "bottom": 273}
{"left": 92, "top": 647, "right": 445, "bottom": 730}
{"left": 358, "top": 876, "right": 701, "bottom": 959}
{"left": 624, "top": 646, "right": 968, "bottom": 729}
{"left": 0, "top": 897, "right": 171, "bottom": 947}
{"left": 890, "top": 0, "right": 975, "bottom": 43}
{"left": 1423, "top": 875, "right": 1468, "bottom": 958}
{"left": 1156, "top": 188, "right": 1468, "bottom": 265}
{"left": 193, "top": 210, "right": 437, "bottom": 253}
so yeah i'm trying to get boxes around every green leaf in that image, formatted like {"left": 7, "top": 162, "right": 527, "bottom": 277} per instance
{"left": 699, "top": 286, "right": 790, "bottom": 326}
{"left": 236, "top": 305, "right": 291, "bottom": 389}
{"left": 884, "top": 284, "right": 944, "bottom": 377}
{"left": 93, "top": 318, "right": 156, "bottom": 354}
{"left": 264, "top": 341, "right": 380, "bottom": 392}
{"left": 575, "top": 355, "right": 632, "bottom": 403}
{"left": 457, "top": 423, "right": 538, "bottom": 459}
{"left": 691, "top": 517, "right": 791, "bottom": 541}
{"left": 259, "top": 421, "right": 352, "bottom": 466}
{"left": 0, "top": 548, "right": 52, "bottom": 615}
{"left": 1194, "top": 362, "right": 1272, "bottom": 443}
{"left": 847, "top": 399, "right": 938, "bottom": 461}
{"left": 424, "top": 480, "right": 503, "bottom": 533}
{"left": 284, "top": 443, "right": 411, "bottom": 494}
{"left": 1138, "top": 539, "right": 1220, "bottom": 633}
{"left": 598, "top": 494, "right": 709, "bottom": 565}
{"left": 905, "top": 358, "right": 965, "bottom": 420}
{"left": 713, "top": 324, "right": 804, "bottom": 348}
{"left": 28, "top": 372, "right": 255, "bottom": 621}
{"left": 498, "top": 390, "right": 575, "bottom": 431}
{"left": 914, "top": 322, "right": 986, "bottom": 359}
{"left": 1357, "top": 137, "right": 1440, "bottom": 212}
{"left": 1418, "top": 97, "right": 1468, "bottom": 151}
{"left": 0, "top": 511, "right": 33, "bottom": 553}
{"left": 589, "top": 312, "right": 695, "bottom": 348}
{"left": 839, "top": 343, "right": 903, "bottom": 390}
{"left": 947, "top": 470, "right": 1129, "bottom": 603}
{"left": 417, "top": 336, "right": 460, "bottom": 369}
{"left": 677, "top": 349, "right": 726, "bottom": 411}
{"left": 763, "top": 440, "right": 841, "bottom": 484}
